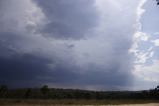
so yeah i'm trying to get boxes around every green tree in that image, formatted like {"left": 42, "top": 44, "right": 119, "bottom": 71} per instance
{"left": 25, "top": 88, "right": 32, "bottom": 99}
{"left": 40, "top": 85, "right": 49, "bottom": 95}
{"left": 0, "top": 85, "right": 8, "bottom": 98}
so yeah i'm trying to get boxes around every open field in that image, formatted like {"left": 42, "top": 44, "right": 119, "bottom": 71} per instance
{"left": 0, "top": 99, "right": 159, "bottom": 106}
{"left": 1, "top": 104, "right": 159, "bottom": 106}
{"left": 119, "top": 104, "right": 159, "bottom": 106}
{"left": 0, "top": 103, "right": 159, "bottom": 106}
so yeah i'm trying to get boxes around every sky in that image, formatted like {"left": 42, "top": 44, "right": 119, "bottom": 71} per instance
{"left": 0, "top": 0, "right": 159, "bottom": 90}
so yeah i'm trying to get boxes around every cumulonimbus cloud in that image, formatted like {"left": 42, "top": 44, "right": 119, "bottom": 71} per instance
{"left": 0, "top": 0, "right": 145, "bottom": 90}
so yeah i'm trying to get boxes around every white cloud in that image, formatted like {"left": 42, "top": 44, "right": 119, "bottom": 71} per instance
{"left": 134, "top": 32, "right": 149, "bottom": 41}
{"left": 131, "top": 0, "right": 159, "bottom": 90}
{"left": 154, "top": 32, "right": 159, "bottom": 35}
{"left": 136, "top": 0, "right": 147, "bottom": 30}
{"left": 130, "top": 0, "right": 148, "bottom": 56}
{"left": 152, "top": 39, "right": 159, "bottom": 46}
{"left": 130, "top": 31, "right": 152, "bottom": 64}
{"left": 134, "top": 51, "right": 154, "bottom": 64}
{"left": 134, "top": 60, "right": 159, "bottom": 82}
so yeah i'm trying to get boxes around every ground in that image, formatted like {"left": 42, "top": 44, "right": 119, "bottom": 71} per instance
{"left": 0, "top": 99, "right": 159, "bottom": 106}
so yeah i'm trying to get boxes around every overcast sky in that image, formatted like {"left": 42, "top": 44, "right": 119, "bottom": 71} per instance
{"left": 0, "top": 0, "right": 158, "bottom": 90}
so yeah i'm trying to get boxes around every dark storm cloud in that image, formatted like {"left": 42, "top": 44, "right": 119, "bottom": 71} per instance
{"left": 33, "top": 0, "right": 99, "bottom": 39}
{"left": 0, "top": 54, "right": 51, "bottom": 87}
{"left": 80, "top": 59, "right": 133, "bottom": 89}
{"left": 0, "top": 56, "right": 47, "bottom": 80}
{"left": 0, "top": 0, "right": 140, "bottom": 90}
{"left": 0, "top": 52, "right": 79, "bottom": 88}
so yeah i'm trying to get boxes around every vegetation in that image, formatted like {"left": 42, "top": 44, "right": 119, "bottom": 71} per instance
{"left": 0, "top": 85, "right": 159, "bottom": 100}
{"left": 0, "top": 85, "right": 159, "bottom": 105}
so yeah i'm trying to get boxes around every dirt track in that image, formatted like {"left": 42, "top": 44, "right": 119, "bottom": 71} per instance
{"left": 1, "top": 104, "right": 159, "bottom": 106}
{"left": 108, "top": 104, "right": 159, "bottom": 106}
{"left": 72, "top": 104, "right": 159, "bottom": 106}
{"left": 1, "top": 103, "right": 159, "bottom": 106}
{"left": 71, "top": 104, "right": 159, "bottom": 106}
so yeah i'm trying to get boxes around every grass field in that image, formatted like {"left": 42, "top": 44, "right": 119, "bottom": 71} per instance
{"left": 0, "top": 99, "right": 159, "bottom": 106}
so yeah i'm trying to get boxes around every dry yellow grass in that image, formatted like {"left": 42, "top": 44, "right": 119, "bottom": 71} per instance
{"left": 0, "top": 99, "right": 159, "bottom": 106}
{"left": 0, "top": 104, "right": 159, "bottom": 106}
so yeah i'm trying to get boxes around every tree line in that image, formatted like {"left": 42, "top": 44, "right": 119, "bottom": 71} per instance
{"left": 0, "top": 85, "right": 159, "bottom": 100}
